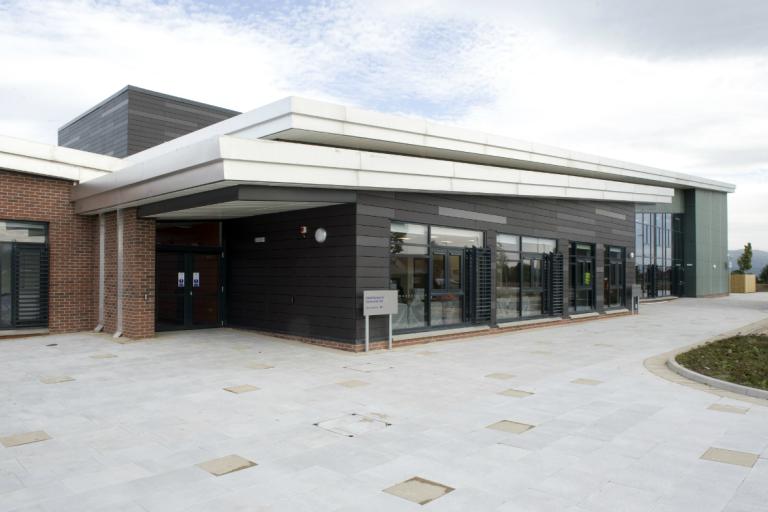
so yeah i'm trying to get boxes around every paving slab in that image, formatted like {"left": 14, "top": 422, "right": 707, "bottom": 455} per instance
{"left": 383, "top": 476, "right": 454, "bottom": 505}
{"left": 0, "top": 294, "right": 766, "bottom": 511}
{"left": 0, "top": 430, "right": 51, "bottom": 447}
{"left": 196, "top": 454, "right": 256, "bottom": 476}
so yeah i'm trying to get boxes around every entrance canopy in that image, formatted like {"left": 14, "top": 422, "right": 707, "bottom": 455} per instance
{"left": 136, "top": 185, "right": 354, "bottom": 220}
{"left": 71, "top": 135, "right": 676, "bottom": 215}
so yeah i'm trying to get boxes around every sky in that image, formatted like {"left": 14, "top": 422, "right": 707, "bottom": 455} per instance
{"left": 0, "top": 0, "right": 766, "bottom": 249}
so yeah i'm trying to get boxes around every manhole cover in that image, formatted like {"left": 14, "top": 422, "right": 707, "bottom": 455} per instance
{"left": 314, "top": 413, "right": 391, "bottom": 437}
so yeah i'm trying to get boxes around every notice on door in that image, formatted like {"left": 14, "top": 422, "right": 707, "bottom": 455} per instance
{"left": 192, "top": 272, "right": 200, "bottom": 288}
{"left": 177, "top": 272, "right": 185, "bottom": 287}
{"left": 363, "top": 290, "right": 398, "bottom": 317}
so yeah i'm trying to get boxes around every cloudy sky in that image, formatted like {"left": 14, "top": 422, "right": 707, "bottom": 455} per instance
{"left": 1, "top": 0, "right": 766, "bottom": 249}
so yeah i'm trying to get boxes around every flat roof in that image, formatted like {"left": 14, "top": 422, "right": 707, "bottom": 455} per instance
{"left": 118, "top": 96, "right": 735, "bottom": 194}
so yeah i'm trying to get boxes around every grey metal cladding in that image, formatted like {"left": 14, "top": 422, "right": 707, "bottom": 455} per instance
{"left": 439, "top": 206, "right": 507, "bottom": 224}
{"left": 355, "top": 191, "right": 636, "bottom": 342}
{"left": 595, "top": 208, "right": 627, "bottom": 220}
{"left": 58, "top": 86, "right": 240, "bottom": 157}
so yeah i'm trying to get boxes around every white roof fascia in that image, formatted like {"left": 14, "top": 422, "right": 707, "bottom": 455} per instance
{"left": 0, "top": 135, "right": 120, "bottom": 182}
{"left": 108, "top": 95, "right": 733, "bottom": 193}
{"left": 73, "top": 136, "right": 674, "bottom": 214}
{"left": 278, "top": 97, "right": 735, "bottom": 193}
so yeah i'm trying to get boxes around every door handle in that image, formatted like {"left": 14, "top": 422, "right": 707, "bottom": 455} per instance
{"left": 189, "top": 291, "right": 193, "bottom": 296}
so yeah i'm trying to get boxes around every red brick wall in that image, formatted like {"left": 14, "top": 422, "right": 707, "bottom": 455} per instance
{"left": 100, "top": 209, "right": 155, "bottom": 339}
{"left": 103, "top": 211, "right": 117, "bottom": 334}
{"left": 122, "top": 209, "right": 155, "bottom": 338}
{"left": 0, "top": 170, "right": 97, "bottom": 332}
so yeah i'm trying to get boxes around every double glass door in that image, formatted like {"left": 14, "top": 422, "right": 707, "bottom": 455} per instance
{"left": 430, "top": 249, "right": 464, "bottom": 326}
{"left": 571, "top": 243, "right": 595, "bottom": 313}
{"left": 156, "top": 251, "right": 221, "bottom": 330}
{"left": 604, "top": 246, "right": 625, "bottom": 308}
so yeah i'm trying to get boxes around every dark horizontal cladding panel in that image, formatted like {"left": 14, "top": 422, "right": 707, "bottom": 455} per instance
{"left": 58, "top": 93, "right": 131, "bottom": 156}
{"left": 225, "top": 203, "right": 357, "bottom": 341}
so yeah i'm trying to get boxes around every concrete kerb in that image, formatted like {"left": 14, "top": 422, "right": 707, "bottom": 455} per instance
{"left": 666, "top": 357, "right": 768, "bottom": 400}
{"left": 645, "top": 317, "right": 768, "bottom": 405}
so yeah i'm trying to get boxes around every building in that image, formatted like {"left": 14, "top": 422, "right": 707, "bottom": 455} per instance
{"left": 0, "top": 86, "right": 734, "bottom": 349}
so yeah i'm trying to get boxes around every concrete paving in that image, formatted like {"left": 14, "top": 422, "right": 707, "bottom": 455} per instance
{"left": 1, "top": 294, "right": 767, "bottom": 511}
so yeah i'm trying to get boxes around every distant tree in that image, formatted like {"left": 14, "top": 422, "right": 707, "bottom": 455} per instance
{"left": 759, "top": 264, "right": 768, "bottom": 283}
{"left": 736, "top": 242, "right": 753, "bottom": 274}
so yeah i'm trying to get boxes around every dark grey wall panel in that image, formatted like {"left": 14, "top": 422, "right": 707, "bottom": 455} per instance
{"left": 355, "top": 191, "right": 637, "bottom": 343}
{"left": 58, "top": 86, "right": 239, "bottom": 157}
{"left": 224, "top": 204, "right": 358, "bottom": 341}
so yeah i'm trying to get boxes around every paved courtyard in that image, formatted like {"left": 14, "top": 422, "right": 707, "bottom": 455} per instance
{"left": 1, "top": 294, "right": 768, "bottom": 512}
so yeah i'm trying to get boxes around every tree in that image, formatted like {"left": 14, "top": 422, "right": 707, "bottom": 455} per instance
{"left": 736, "top": 242, "right": 753, "bottom": 274}
{"left": 759, "top": 264, "right": 768, "bottom": 284}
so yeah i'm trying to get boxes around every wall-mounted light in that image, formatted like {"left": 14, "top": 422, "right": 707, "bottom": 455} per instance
{"left": 629, "top": 251, "right": 635, "bottom": 259}
{"left": 314, "top": 227, "right": 327, "bottom": 243}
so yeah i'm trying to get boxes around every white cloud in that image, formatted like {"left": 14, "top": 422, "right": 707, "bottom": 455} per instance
{"left": 0, "top": 0, "right": 765, "bottom": 248}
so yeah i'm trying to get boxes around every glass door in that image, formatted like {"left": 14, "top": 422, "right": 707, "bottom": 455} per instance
{"left": 571, "top": 242, "right": 595, "bottom": 313}
{"left": 190, "top": 253, "right": 220, "bottom": 327}
{"left": 604, "top": 246, "right": 625, "bottom": 308}
{"left": 156, "top": 251, "right": 221, "bottom": 330}
{"left": 430, "top": 249, "right": 464, "bottom": 326}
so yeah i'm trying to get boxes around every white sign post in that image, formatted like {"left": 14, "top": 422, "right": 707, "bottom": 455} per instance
{"left": 363, "top": 290, "right": 398, "bottom": 352}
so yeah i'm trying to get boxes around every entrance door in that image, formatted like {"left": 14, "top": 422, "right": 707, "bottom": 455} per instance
{"left": 570, "top": 242, "right": 595, "bottom": 313}
{"left": 156, "top": 251, "right": 221, "bottom": 330}
{"left": 604, "top": 246, "right": 625, "bottom": 308}
{"left": 430, "top": 249, "right": 465, "bottom": 326}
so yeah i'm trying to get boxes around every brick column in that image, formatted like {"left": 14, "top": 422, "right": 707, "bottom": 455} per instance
{"left": 102, "top": 208, "right": 155, "bottom": 339}
{"left": 122, "top": 209, "right": 155, "bottom": 339}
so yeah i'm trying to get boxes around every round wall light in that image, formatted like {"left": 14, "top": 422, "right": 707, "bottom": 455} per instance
{"left": 314, "top": 227, "right": 327, "bottom": 243}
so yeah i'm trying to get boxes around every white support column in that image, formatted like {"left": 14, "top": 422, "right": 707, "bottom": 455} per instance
{"left": 113, "top": 209, "right": 124, "bottom": 338}
{"left": 94, "top": 213, "right": 105, "bottom": 332}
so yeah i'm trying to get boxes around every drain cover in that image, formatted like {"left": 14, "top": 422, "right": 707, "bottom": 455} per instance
{"left": 314, "top": 413, "right": 391, "bottom": 437}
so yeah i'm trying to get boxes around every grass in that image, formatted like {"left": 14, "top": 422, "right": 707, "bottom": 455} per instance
{"left": 676, "top": 334, "right": 768, "bottom": 391}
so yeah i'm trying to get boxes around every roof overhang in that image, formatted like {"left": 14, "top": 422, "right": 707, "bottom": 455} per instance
{"left": 0, "top": 135, "right": 120, "bottom": 182}
{"left": 115, "top": 96, "right": 734, "bottom": 194}
{"left": 72, "top": 136, "right": 675, "bottom": 215}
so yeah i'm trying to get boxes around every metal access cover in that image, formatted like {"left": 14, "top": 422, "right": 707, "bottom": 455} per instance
{"left": 314, "top": 413, "right": 391, "bottom": 437}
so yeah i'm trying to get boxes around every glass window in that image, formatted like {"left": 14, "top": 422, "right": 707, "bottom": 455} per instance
{"left": 390, "top": 254, "right": 428, "bottom": 330}
{"left": 390, "top": 222, "right": 428, "bottom": 255}
{"left": 496, "top": 254, "right": 520, "bottom": 320}
{"left": 430, "top": 226, "right": 483, "bottom": 248}
{"left": 0, "top": 244, "right": 11, "bottom": 327}
{"left": 449, "top": 254, "right": 461, "bottom": 288}
{"left": 430, "top": 295, "right": 463, "bottom": 326}
{"left": 522, "top": 236, "right": 556, "bottom": 253}
{"left": 432, "top": 254, "right": 446, "bottom": 289}
{"left": 0, "top": 221, "right": 47, "bottom": 243}
{"left": 497, "top": 234, "right": 519, "bottom": 252}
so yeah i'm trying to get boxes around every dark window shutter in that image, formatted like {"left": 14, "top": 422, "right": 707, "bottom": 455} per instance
{"left": 13, "top": 243, "right": 49, "bottom": 327}
{"left": 544, "top": 252, "right": 564, "bottom": 316}
{"left": 465, "top": 247, "right": 492, "bottom": 324}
